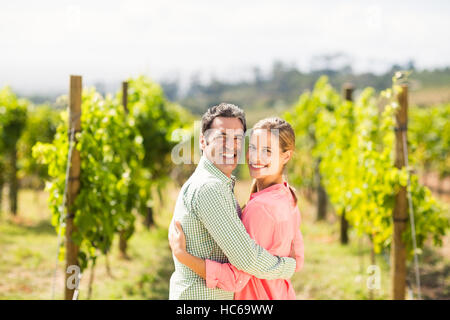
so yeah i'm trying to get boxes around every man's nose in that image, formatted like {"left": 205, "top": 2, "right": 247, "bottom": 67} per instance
{"left": 224, "top": 136, "right": 235, "bottom": 150}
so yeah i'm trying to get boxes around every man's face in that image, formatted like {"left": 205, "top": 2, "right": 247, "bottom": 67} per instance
{"left": 200, "top": 117, "right": 244, "bottom": 177}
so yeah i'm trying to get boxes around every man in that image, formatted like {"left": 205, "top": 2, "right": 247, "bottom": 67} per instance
{"left": 168, "top": 103, "right": 297, "bottom": 299}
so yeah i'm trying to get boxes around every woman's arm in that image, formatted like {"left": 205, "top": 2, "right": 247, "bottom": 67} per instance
{"left": 168, "top": 220, "right": 254, "bottom": 292}
{"left": 177, "top": 252, "right": 207, "bottom": 279}
{"left": 204, "top": 205, "right": 277, "bottom": 291}
{"left": 169, "top": 203, "right": 287, "bottom": 293}
{"left": 204, "top": 209, "right": 301, "bottom": 292}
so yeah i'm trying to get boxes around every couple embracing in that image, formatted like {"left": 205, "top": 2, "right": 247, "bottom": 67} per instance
{"left": 168, "top": 103, "right": 304, "bottom": 300}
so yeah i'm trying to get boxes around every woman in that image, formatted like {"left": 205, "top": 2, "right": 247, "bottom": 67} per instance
{"left": 169, "top": 117, "right": 304, "bottom": 300}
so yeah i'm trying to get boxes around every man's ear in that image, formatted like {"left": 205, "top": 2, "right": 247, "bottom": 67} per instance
{"left": 199, "top": 133, "right": 206, "bottom": 152}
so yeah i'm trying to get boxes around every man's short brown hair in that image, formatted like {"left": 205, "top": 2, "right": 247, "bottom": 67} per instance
{"left": 201, "top": 103, "right": 246, "bottom": 134}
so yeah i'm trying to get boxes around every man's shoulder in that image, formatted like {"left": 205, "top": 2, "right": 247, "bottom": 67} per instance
{"left": 186, "top": 169, "right": 229, "bottom": 194}
{"left": 179, "top": 169, "right": 229, "bottom": 207}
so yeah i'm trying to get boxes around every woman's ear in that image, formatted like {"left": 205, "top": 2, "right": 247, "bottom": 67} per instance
{"left": 282, "top": 150, "right": 293, "bottom": 166}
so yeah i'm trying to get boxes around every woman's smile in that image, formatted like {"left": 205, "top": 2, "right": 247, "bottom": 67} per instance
{"left": 249, "top": 163, "right": 268, "bottom": 170}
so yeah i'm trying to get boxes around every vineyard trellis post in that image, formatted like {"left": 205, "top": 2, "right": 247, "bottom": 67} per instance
{"left": 316, "top": 161, "right": 327, "bottom": 221}
{"left": 122, "top": 81, "right": 129, "bottom": 114}
{"left": 0, "top": 162, "right": 3, "bottom": 214}
{"left": 9, "top": 143, "right": 18, "bottom": 215}
{"left": 340, "top": 83, "right": 353, "bottom": 245}
{"left": 391, "top": 84, "right": 409, "bottom": 300}
{"left": 119, "top": 81, "right": 130, "bottom": 259}
{"left": 65, "top": 75, "right": 82, "bottom": 300}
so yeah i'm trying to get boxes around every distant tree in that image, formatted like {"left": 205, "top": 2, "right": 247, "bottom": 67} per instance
{"left": 0, "top": 86, "right": 28, "bottom": 215}
{"left": 161, "top": 79, "right": 180, "bottom": 101}
{"left": 187, "top": 72, "right": 203, "bottom": 96}
{"left": 177, "top": 60, "right": 450, "bottom": 115}
{"left": 18, "top": 104, "right": 61, "bottom": 188}
{"left": 252, "top": 66, "right": 264, "bottom": 88}
{"left": 406, "top": 60, "right": 416, "bottom": 71}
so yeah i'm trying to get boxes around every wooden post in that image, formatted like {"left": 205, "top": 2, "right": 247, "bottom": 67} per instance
{"left": 340, "top": 208, "right": 349, "bottom": 244}
{"left": 65, "top": 75, "right": 82, "bottom": 300}
{"left": 9, "top": 146, "right": 18, "bottom": 215}
{"left": 122, "top": 81, "right": 129, "bottom": 114}
{"left": 340, "top": 83, "right": 353, "bottom": 244}
{"left": 119, "top": 81, "right": 130, "bottom": 259}
{"left": 144, "top": 206, "right": 155, "bottom": 228}
{"left": 391, "top": 84, "right": 409, "bottom": 300}
{"left": 0, "top": 161, "right": 3, "bottom": 215}
{"left": 343, "top": 83, "right": 354, "bottom": 101}
{"left": 316, "top": 159, "right": 327, "bottom": 221}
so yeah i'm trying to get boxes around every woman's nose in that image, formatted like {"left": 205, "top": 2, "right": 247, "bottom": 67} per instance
{"left": 249, "top": 150, "right": 260, "bottom": 164}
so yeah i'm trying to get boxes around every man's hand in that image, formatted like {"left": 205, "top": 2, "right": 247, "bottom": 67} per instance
{"left": 169, "top": 220, "right": 187, "bottom": 259}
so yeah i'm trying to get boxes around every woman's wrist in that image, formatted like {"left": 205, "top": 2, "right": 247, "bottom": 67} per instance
{"left": 175, "top": 251, "right": 207, "bottom": 279}
{"left": 174, "top": 248, "right": 189, "bottom": 263}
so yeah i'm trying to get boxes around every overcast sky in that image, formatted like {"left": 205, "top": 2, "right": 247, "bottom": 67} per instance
{"left": 1, "top": 0, "right": 450, "bottom": 94}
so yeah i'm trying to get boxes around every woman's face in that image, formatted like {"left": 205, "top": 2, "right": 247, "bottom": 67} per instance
{"left": 247, "top": 128, "right": 286, "bottom": 180}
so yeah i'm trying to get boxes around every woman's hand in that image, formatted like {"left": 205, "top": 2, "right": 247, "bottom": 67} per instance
{"left": 169, "top": 220, "right": 187, "bottom": 259}
{"left": 169, "top": 220, "right": 207, "bottom": 279}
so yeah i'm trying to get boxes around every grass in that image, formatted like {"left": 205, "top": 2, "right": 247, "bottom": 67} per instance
{"left": 410, "top": 86, "right": 450, "bottom": 107}
{"left": 0, "top": 182, "right": 448, "bottom": 300}
{"left": 0, "top": 188, "right": 176, "bottom": 300}
{"left": 292, "top": 218, "right": 390, "bottom": 299}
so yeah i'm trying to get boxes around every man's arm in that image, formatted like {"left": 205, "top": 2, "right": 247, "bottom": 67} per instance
{"left": 204, "top": 204, "right": 276, "bottom": 291}
{"left": 194, "top": 181, "right": 296, "bottom": 280}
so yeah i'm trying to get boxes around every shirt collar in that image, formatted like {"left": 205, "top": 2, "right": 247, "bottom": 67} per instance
{"left": 250, "top": 181, "right": 288, "bottom": 200}
{"left": 199, "top": 155, "right": 235, "bottom": 189}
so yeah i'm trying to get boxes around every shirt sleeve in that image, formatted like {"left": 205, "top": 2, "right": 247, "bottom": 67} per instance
{"left": 195, "top": 181, "right": 296, "bottom": 280}
{"left": 205, "top": 203, "right": 276, "bottom": 291}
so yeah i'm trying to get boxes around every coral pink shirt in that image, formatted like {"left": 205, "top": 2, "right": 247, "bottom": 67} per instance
{"left": 205, "top": 181, "right": 304, "bottom": 300}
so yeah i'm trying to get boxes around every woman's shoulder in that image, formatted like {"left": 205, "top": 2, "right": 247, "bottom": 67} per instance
{"left": 244, "top": 185, "right": 296, "bottom": 221}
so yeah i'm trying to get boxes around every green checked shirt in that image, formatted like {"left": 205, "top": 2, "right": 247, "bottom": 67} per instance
{"left": 169, "top": 155, "right": 297, "bottom": 300}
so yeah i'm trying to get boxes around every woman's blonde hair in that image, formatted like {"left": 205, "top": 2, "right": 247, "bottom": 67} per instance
{"left": 248, "top": 117, "right": 297, "bottom": 204}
